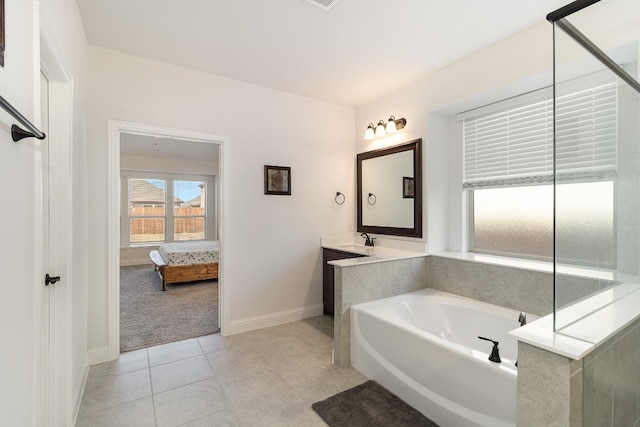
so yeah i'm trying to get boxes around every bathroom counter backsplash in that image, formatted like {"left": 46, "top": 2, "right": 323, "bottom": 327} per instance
{"left": 321, "top": 235, "right": 428, "bottom": 267}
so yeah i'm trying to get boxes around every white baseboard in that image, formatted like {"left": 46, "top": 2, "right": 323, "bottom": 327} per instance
{"left": 88, "top": 345, "right": 112, "bottom": 365}
{"left": 72, "top": 364, "right": 89, "bottom": 426}
{"left": 225, "top": 304, "right": 324, "bottom": 336}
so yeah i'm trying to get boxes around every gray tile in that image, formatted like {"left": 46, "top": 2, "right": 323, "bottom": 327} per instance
{"left": 151, "top": 354, "right": 214, "bottom": 393}
{"left": 555, "top": 274, "right": 600, "bottom": 310}
{"left": 197, "top": 333, "right": 226, "bottom": 353}
{"left": 79, "top": 368, "right": 152, "bottom": 415}
{"left": 340, "top": 262, "right": 382, "bottom": 306}
{"left": 75, "top": 396, "right": 155, "bottom": 427}
{"left": 583, "top": 357, "right": 613, "bottom": 427}
{"left": 78, "top": 316, "right": 368, "bottom": 427}
{"left": 216, "top": 366, "right": 289, "bottom": 405}
{"left": 148, "top": 337, "right": 203, "bottom": 367}
{"left": 180, "top": 409, "right": 242, "bottom": 426}
{"left": 154, "top": 378, "right": 230, "bottom": 427}
{"left": 477, "top": 264, "right": 552, "bottom": 316}
{"left": 231, "top": 385, "right": 322, "bottom": 427}
{"left": 429, "top": 256, "right": 479, "bottom": 299}
{"left": 379, "top": 257, "right": 428, "bottom": 294}
{"left": 205, "top": 345, "right": 264, "bottom": 375}
{"left": 87, "top": 348, "right": 149, "bottom": 380}
{"left": 517, "top": 342, "right": 575, "bottom": 426}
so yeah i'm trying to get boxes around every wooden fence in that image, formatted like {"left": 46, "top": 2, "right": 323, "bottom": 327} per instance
{"left": 130, "top": 206, "right": 205, "bottom": 237}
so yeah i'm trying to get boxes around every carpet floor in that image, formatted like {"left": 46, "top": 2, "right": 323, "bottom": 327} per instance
{"left": 120, "top": 264, "right": 219, "bottom": 352}
{"left": 312, "top": 380, "right": 439, "bottom": 427}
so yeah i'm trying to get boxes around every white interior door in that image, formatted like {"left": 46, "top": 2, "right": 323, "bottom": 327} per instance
{"left": 39, "top": 23, "right": 75, "bottom": 425}
{"left": 40, "top": 68, "right": 71, "bottom": 427}
{"left": 39, "top": 70, "right": 53, "bottom": 426}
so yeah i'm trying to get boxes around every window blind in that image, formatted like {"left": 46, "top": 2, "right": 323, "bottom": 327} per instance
{"left": 460, "top": 74, "right": 617, "bottom": 189}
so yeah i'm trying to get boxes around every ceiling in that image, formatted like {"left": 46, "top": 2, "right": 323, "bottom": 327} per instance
{"left": 75, "top": 0, "right": 571, "bottom": 107}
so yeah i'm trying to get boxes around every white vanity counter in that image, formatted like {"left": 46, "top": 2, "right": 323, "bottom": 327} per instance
{"left": 321, "top": 235, "right": 428, "bottom": 267}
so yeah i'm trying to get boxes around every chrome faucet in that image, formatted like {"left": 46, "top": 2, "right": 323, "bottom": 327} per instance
{"left": 360, "top": 232, "right": 375, "bottom": 247}
{"left": 518, "top": 312, "right": 527, "bottom": 327}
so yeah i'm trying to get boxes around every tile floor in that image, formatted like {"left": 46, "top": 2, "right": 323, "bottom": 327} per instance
{"left": 75, "top": 316, "right": 367, "bottom": 426}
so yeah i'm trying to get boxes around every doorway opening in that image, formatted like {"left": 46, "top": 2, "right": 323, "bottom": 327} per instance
{"left": 107, "top": 122, "right": 227, "bottom": 358}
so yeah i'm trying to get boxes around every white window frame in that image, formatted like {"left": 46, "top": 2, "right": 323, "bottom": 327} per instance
{"left": 173, "top": 179, "right": 208, "bottom": 242}
{"left": 120, "top": 170, "right": 215, "bottom": 247}
{"left": 459, "top": 71, "right": 618, "bottom": 260}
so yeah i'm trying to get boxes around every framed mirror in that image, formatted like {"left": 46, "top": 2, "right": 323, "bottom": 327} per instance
{"left": 357, "top": 138, "right": 422, "bottom": 238}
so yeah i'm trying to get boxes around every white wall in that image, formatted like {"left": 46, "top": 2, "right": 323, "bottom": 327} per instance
{"left": 356, "top": 22, "right": 557, "bottom": 253}
{"left": 86, "top": 47, "right": 355, "bottom": 349}
{"left": 0, "top": 3, "right": 41, "bottom": 424}
{"left": 0, "top": 0, "right": 88, "bottom": 424}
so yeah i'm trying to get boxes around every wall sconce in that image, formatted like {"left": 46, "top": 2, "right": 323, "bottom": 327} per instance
{"left": 364, "top": 123, "right": 375, "bottom": 139}
{"left": 364, "top": 115, "right": 407, "bottom": 139}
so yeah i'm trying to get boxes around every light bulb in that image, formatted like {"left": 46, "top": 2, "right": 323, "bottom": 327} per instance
{"left": 386, "top": 116, "right": 397, "bottom": 133}
{"left": 375, "top": 120, "right": 386, "bottom": 137}
{"left": 364, "top": 123, "right": 375, "bottom": 139}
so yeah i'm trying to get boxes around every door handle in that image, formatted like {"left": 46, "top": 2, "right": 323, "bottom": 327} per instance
{"left": 45, "top": 274, "right": 61, "bottom": 286}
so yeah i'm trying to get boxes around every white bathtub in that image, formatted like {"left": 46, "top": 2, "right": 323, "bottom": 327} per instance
{"left": 350, "top": 288, "right": 530, "bottom": 427}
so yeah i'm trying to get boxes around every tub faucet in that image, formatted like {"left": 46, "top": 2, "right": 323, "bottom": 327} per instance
{"left": 515, "top": 312, "right": 527, "bottom": 368}
{"left": 518, "top": 312, "right": 527, "bottom": 327}
{"left": 478, "top": 336, "right": 501, "bottom": 363}
{"left": 360, "top": 232, "right": 375, "bottom": 247}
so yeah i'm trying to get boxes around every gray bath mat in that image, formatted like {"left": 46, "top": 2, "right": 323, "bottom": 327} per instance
{"left": 312, "top": 380, "right": 439, "bottom": 427}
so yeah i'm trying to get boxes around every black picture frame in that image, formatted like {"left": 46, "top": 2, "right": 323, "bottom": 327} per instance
{"left": 403, "top": 176, "right": 414, "bottom": 198}
{"left": 264, "top": 165, "right": 291, "bottom": 195}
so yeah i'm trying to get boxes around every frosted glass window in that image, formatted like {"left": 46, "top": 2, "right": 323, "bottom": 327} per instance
{"left": 472, "top": 185, "right": 553, "bottom": 259}
{"left": 472, "top": 182, "right": 614, "bottom": 265}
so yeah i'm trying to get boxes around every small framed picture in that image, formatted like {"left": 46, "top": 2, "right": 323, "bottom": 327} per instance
{"left": 264, "top": 165, "right": 291, "bottom": 195}
{"left": 403, "top": 176, "right": 414, "bottom": 198}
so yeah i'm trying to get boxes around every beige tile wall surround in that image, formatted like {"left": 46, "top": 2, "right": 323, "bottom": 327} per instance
{"left": 582, "top": 318, "right": 640, "bottom": 426}
{"left": 429, "top": 255, "right": 554, "bottom": 316}
{"left": 517, "top": 317, "right": 640, "bottom": 426}
{"left": 333, "top": 256, "right": 428, "bottom": 367}
{"left": 517, "top": 342, "right": 584, "bottom": 427}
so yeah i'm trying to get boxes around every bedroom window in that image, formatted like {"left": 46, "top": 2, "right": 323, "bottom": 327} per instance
{"left": 129, "top": 178, "right": 166, "bottom": 244}
{"left": 174, "top": 180, "right": 206, "bottom": 241}
{"left": 122, "top": 172, "right": 213, "bottom": 246}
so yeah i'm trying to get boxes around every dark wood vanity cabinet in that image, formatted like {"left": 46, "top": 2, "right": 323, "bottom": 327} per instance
{"left": 323, "top": 248, "right": 365, "bottom": 316}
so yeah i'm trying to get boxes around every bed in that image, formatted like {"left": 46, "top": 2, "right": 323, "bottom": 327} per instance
{"left": 149, "top": 240, "right": 219, "bottom": 291}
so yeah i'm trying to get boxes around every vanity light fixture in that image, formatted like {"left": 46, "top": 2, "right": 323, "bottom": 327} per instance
{"left": 387, "top": 115, "right": 406, "bottom": 133}
{"left": 363, "top": 116, "right": 407, "bottom": 139}
{"left": 364, "top": 123, "right": 375, "bottom": 139}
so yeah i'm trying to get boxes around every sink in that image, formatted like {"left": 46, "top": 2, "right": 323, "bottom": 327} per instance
{"left": 337, "top": 244, "right": 372, "bottom": 255}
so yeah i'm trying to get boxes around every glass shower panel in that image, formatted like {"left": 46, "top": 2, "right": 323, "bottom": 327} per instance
{"left": 553, "top": 0, "right": 640, "bottom": 333}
